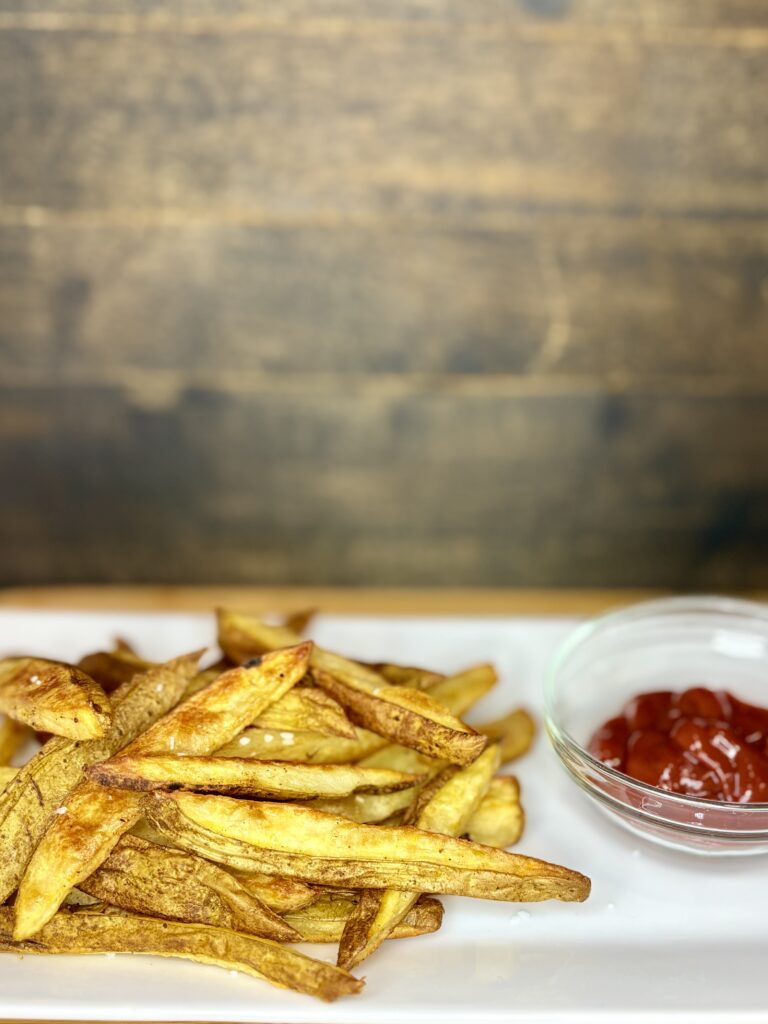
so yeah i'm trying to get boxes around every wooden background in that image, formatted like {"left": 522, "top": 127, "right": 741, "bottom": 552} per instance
{"left": 2, "top": 0, "right": 768, "bottom": 588}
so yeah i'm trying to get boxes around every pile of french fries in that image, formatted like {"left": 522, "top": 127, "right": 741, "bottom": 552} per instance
{"left": 0, "top": 609, "right": 590, "bottom": 1002}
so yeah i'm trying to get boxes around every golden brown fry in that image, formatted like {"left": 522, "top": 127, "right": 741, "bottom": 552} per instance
{"left": 285, "top": 893, "right": 443, "bottom": 943}
{"left": 0, "top": 907, "right": 362, "bottom": 1002}
{"left": 351, "top": 705, "right": 529, "bottom": 802}
{"left": 130, "top": 645, "right": 314, "bottom": 760}
{"left": 465, "top": 776, "right": 524, "bottom": 848}
{"left": 356, "top": 702, "right": 530, "bottom": 798}
{"left": 283, "top": 608, "right": 317, "bottom": 635}
{"left": 216, "top": 663, "right": 496, "bottom": 765}
{"left": 476, "top": 708, "right": 536, "bottom": 764}
{"left": 77, "top": 649, "right": 154, "bottom": 692}
{"left": 218, "top": 610, "right": 485, "bottom": 765}
{"left": 310, "top": 732, "right": 448, "bottom": 823}
{"left": 338, "top": 745, "right": 501, "bottom": 968}
{"left": 357, "top": 742, "right": 433, "bottom": 774}
{"left": 13, "top": 643, "right": 312, "bottom": 941}
{"left": 254, "top": 685, "right": 355, "bottom": 738}
{"left": 14, "top": 782, "right": 134, "bottom": 940}
{"left": 0, "top": 651, "right": 202, "bottom": 908}
{"left": 179, "top": 664, "right": 225, "bottom": 699}
{"left": 0, "top": 658, "right": 111, "bottom": 741}
{"left": 356, "top": 664, "right": 499, "bottom": 777}
{"left": 145, "top": 791, "right": 591, "bottom": 904}
{"left": 112, "top": 638, "right": 139, "bottom": 656}
{"left": 216, "top": 724, "right": 382, "bottom": 763}
{"left": 368, "top": 663, "right": 444, "bottom": 690}
{"left": 81, "top": 652, "right": 228, "bottom": 703}
{"left": 314, "top": 669, "right": 486, "bottom": 766}
{"left": 0, "top": 765, "right": 17, "bottom": 789}
{"left": 232, "top": 872, "right": 320, "bottom": 913}
{"left": 129, "top": 817, "right": 181, "bottom": 849}
{"left": 426, "top": 663, "right": 497, "bottom": 714}
{"left": 183, "top": 677, "right": 354, "bottom": 739}
{"left": 88, "top": 755, "right": 423, "bottom": 799}
{"left": 400, "top": 767, "right": 458, "bottom": 826}
{"left": 217, "top": 610, "right": 329, "bottom": 666}
{"left": 305, "top": 787, "right": 418, "bottom": 825}
{"left": 0, "top": 715, "right": 33, "bottom": 765}
{"left": 79, "top": 835, "right": 299, "bottom": 941}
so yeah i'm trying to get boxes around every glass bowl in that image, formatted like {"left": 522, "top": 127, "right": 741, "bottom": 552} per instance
{"left": 545, "top": 596, "right": 768, "bottom": 856}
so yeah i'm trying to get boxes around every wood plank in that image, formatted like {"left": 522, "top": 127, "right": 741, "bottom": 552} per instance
{"left": 2, "top": 384, "right": 768, "bottom": 588}
{"left": 0, "top": 585, "right": 678, "bottom": 615}
{"left": 2, "top": 1, "right": 768, "bottom": 31}
{"left": 1, "top": 23, "right": 767, "bottom": 216}
{"left": 3, "top": 220, "right": 768, "bottom": 380}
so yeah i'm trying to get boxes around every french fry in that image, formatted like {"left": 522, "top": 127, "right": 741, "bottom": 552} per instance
{"left": 79, "top": 653, "right": 227, "bottom": 704}
{"left": 218, "top": 610, "right": 486, "bottom": 765}
{"left": 425, "top": 664, "right": 497, "bottom": 713}
{"left": 0, "top": 907, "right": 362, "bottom": 1002}
{"left": 465, "top": 776, "right": 524, "bottom": 848}
{"left": 253, "top": 686, "right": 355, "bottom": 738}
{"left": 342, "top": 707, "right": 529, "bottom": 826}
{"left": 87, "top": 755, "right": 422, "bottom": 799}
{"left": 332, "top": 665, "right": 504, "bottom": 817}
{"left": 182, "top": 675, "right": 355, "bottom": 739}
{"left": 308, "top": 736, "right": 438, "bottom": 823}
{"left": 476, "top": 708, "right": 536, "bottom": 764}
{"left": 144, "top": 791, "right": 591, "bottom": 904}
{"left": 338, "top": 745, "right": 501, "bottom": 968}
{"left": 0, "top": 715, "right": 32, "bottom": 765}
{"left": 129, "top": 817, "right": 182, "bottom": 849}
{"left": 314, "top": 669, "right": 486, "bottom": 766}
{"left": 217, "top": 610, "right": 333, "bottom": 666}
{"left": 232, "top": 872, "right": 320, "bottom": 913}
{"left": 355, "top": 666, "right": 498, "bottom": 772}
{"left": 0, "top": 651, "right": 202, "bottom": 908}
{"left": 304, "top": 787, "right": 418, "bottom": 824}
{"left": 0, "top": 658, "right": 111, "bottom": 741}
{"left": 13, "top": 643, "right": 312, "bottom": 941}
{"left": 367, "top": 664, "right": 444, "bottom": 690}
{"left": 77, "top": 649, "right": 154, "bottom": 692}
{"left": 285, "top": 893, "right": 444, "bottom": 943}
{"left": 283, "top": 608, "right": 317, "bottom": 635}
{"left": 216, "top": 724, "right": 385, "bottom": 763}
{"left": 216, "top": 664, "right": 497, "bottom": 765}
{"left": 79, "top": 836, "right": 299, "bottom": 941}
{"left": 113, "top": 638, "right": 140, "bottom": 656}
{"left": 357, "top": 698, "right": 529, "bottom": 777}
{"left": 356, "top": 742, "right": 433, "bottom": 774}
{"left": 178, "top": 662, "right": 231, "bottom": 698}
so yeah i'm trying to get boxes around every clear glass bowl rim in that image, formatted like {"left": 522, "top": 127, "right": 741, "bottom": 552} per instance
{"left": 544, "top": 594, "right": 768, "bottom": 814}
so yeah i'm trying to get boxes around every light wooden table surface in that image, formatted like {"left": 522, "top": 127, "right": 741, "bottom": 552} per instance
{"left": 0, "top": 585, "right": 714, "bottom": 616}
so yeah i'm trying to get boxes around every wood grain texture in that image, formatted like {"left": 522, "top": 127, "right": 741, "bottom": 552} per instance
{"left": 3, "top": 1, "right": 768, "bottom": 30}
{"left": 0, "top": 586, "right": 679, "bottom": 615}
{"left": 1, "top": 19, "right": 767, "bottom": 217}
{"left": 3, "top": 220, "right": 768, "bottom": 381}
{"left": 1, "top": 0, "right": 767, "bottom": 588}
{"left": 2, "top": 384, "right": 768, "bottom": 588}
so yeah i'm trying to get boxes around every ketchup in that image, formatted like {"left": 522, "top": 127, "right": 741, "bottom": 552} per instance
{"left": 588, "top": 687, "right": 768, "bottom": 803}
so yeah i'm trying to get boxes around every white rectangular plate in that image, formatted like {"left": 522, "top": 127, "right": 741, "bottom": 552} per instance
{"left": 0, "top": 609, "right": 765, "bottom": 1024}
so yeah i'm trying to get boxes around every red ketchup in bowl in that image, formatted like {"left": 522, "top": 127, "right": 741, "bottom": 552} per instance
{"left": 588, "top": 688, "right": 768, "bottom": 803}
